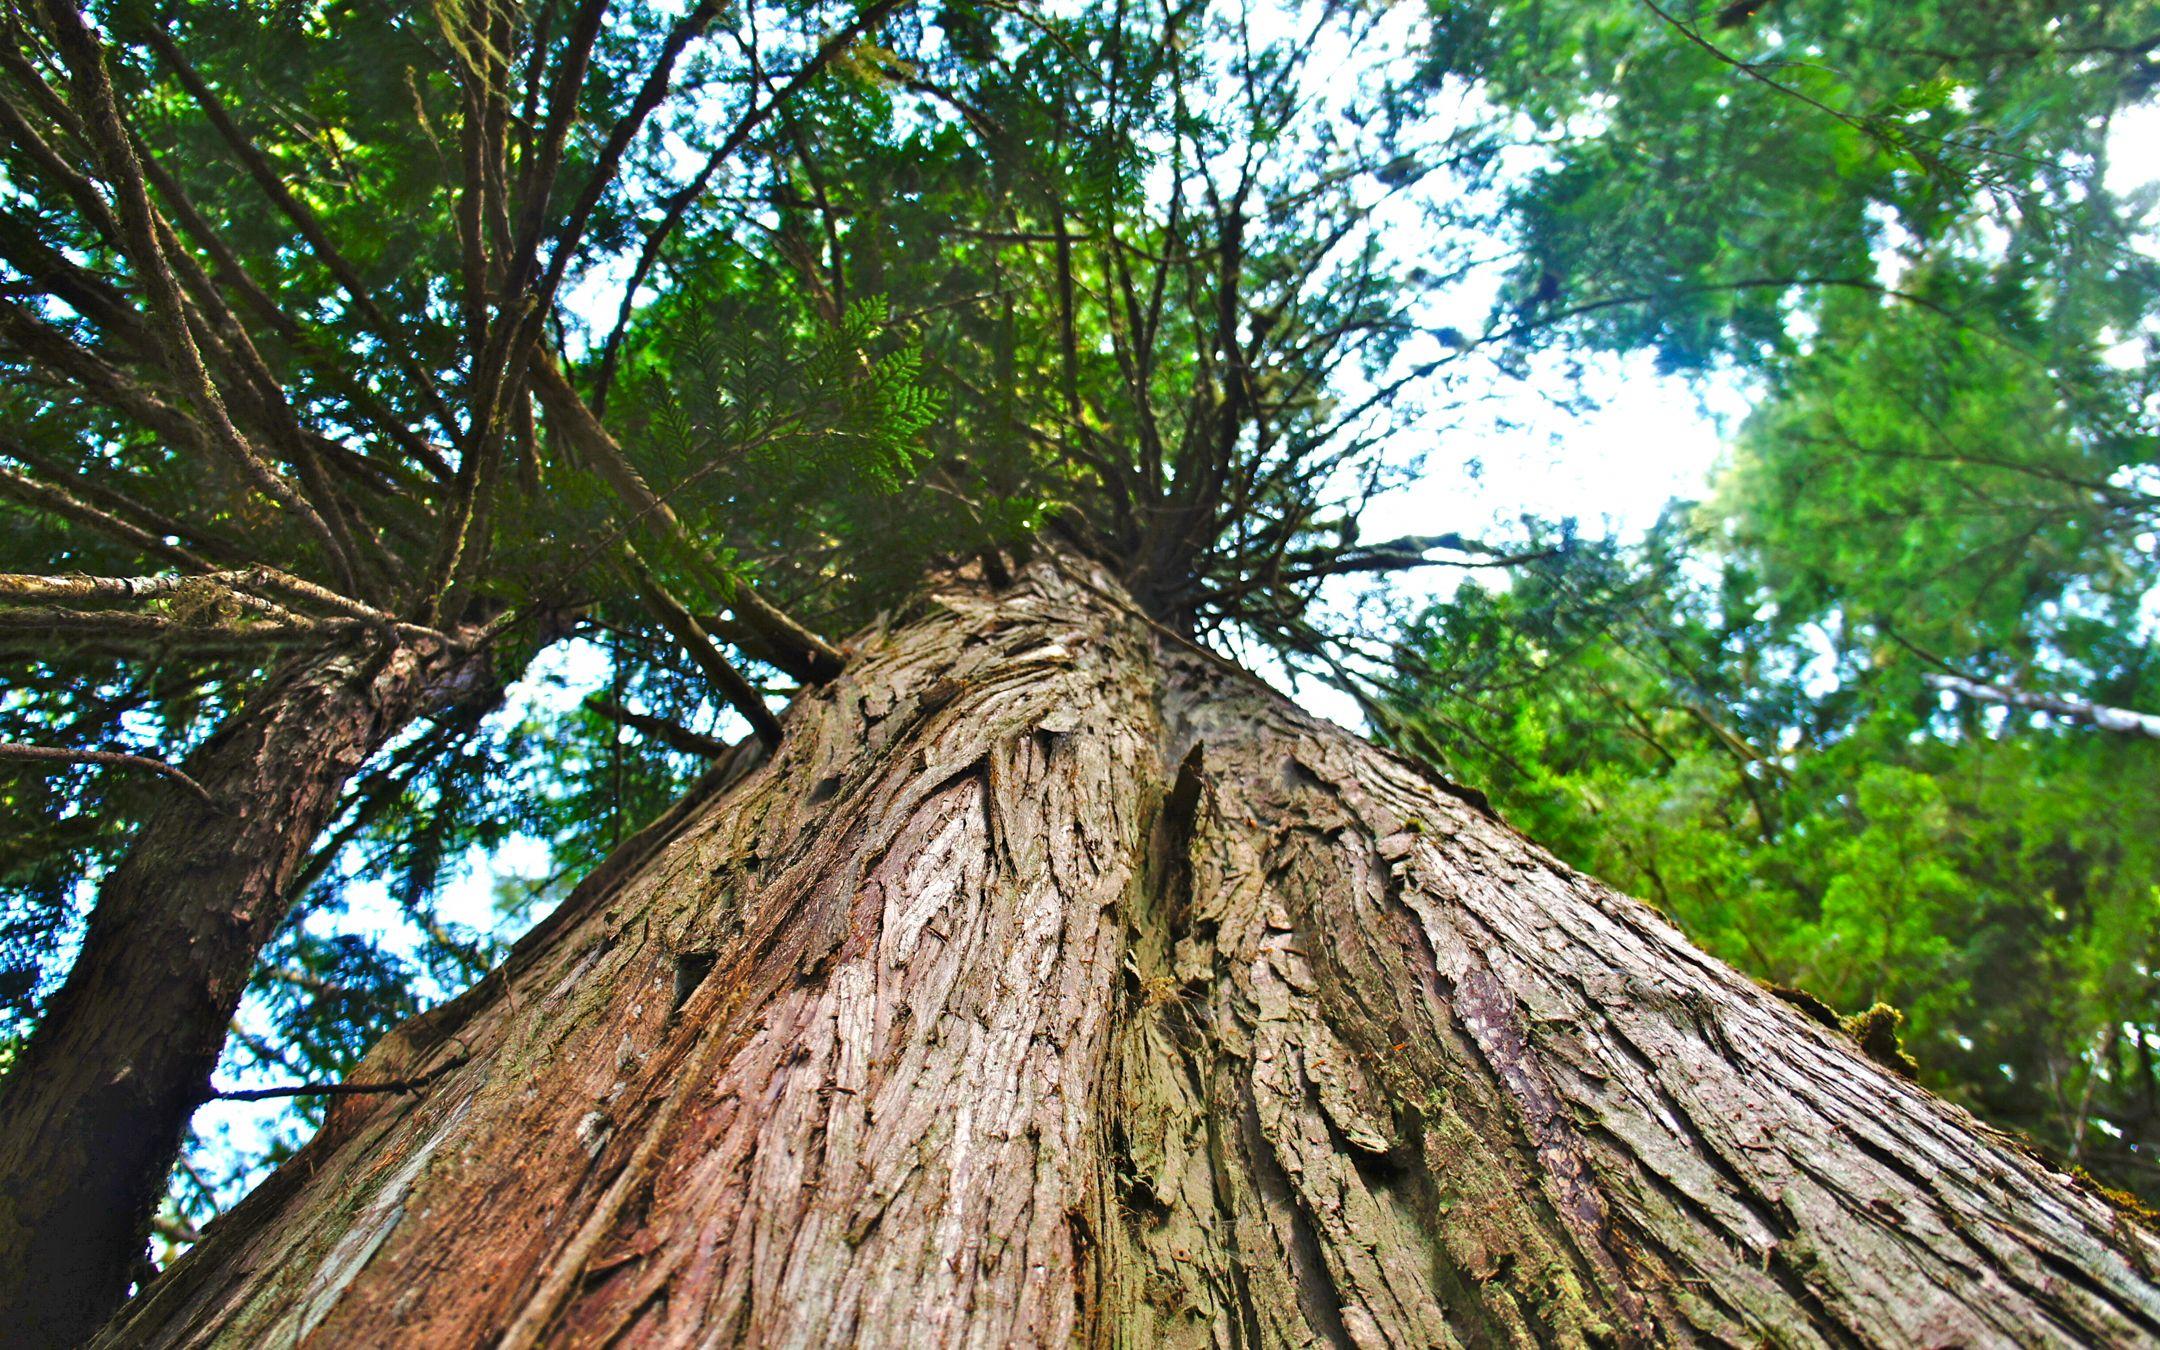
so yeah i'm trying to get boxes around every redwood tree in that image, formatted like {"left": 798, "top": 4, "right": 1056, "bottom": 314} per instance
{"left": 6, "top": 0, "right": 2160, "bottom": 1342}
{"left": 103, "top": 557, "right": 2160, "bottom": 1345}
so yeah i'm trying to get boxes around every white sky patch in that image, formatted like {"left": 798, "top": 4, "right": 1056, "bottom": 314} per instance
{"left": 2111, "top": 103, "right": 2160, "bottom": 199}
{"left": 1365, "top": 352, "right": 1749, "bottom": 562}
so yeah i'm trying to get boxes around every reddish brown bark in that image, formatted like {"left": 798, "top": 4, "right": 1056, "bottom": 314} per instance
{"left": 0, "top": 632, "right": 490, "bottom": 1348}
{"left": 100, "top": 560, "right": 2160, "bottom": 1347}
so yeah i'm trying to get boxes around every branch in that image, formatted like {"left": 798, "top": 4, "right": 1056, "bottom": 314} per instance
{"left": 1195, "top": 534, "right": 1559, "bottom": 609}
{"left": 0, "top": 605, "right": 308, "bottom": 641}
{"left": 0, "top": 569, "right": 457, "bottom": 645}
{"left": 204, "top": 1057, "right": 465, "bottom": 1104}
{"left": 0, "top": 605, "right": 449, "bottom": 657}
{"left": 0, "top": 740, "right": 217, "bottom": 806}
{"left": 36, "top": 0, "right": 359, "bottom": 590}
{"left": 0, "top": 462, "right": 215, "bottom": 571}
{"left": 0, "top": 201, "right": 148, "bottom": 346}
{"left": 128, "top": 143, "right": 454, "bottom": 483}
{"left": 0, "top": 57, "right": 128, "bottom": 250}
{"left": 621, "top": 548, "right": 783, "bottom": 748}
{"left": 136, "top": 21, "right": 462, "bottom": 442}
{"left": 150, "top": 1214, "right": 203, "bottom": 1245}
{"left": 501, "top": 0, "right": 611, "bottom": 296}
{"left": 436, "top": 0, "right": 618, "bottom": 539}
{"left": 1923, "top": 673, "right": 2160, "bottom": 740}
{"left": 585, "top": 694, "right": 733, "bottom": 758}
{"left": 0, "top": 570, "right": 290, "bottom": 617}
{"left": 1637, "top": 0, "right": 2057, "bottom": 173}
{"left": 129, "top": 172, "right": 385, "bottom": 595}
{"left": 526, "top": 2, "right": 722, "bottom": 310}
{"left": 529, "top": 354, "right": 843, "bottom": 681}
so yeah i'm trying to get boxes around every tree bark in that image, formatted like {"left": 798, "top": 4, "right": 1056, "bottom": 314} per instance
{"left": 99, "top": 559, "right": 2160, "bottom": 1347}
{"left": 0, "top": 632, "right": 491, "bottom": 1348}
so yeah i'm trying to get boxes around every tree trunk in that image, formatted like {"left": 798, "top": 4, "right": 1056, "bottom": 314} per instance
{"left": 99, "top": 559, "right": 2160, "bottom": 1347}
{"left": 0, "top": 632, "right": 491, "bottom": 1348}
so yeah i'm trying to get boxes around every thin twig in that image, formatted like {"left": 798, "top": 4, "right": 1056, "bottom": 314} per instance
{"left": 205, "top": 1057, "right": 466, "bottom": 1104}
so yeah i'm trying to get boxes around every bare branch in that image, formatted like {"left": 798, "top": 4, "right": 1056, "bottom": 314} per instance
{"left": 0, "top": 462, "right": 214, "bottom": 571}
{"left": 621, "top": 548, "right": 783, "bottom": 748}
{"left": 0, "top": 567, "right": 459, "bottom": 643}
{"left": 1924, "top": 672, "right": 2160, "bottom": 740}
{"left": 0, "top": 605, "right": 326, "bottom": 645}
{"left": 204, "top": 1057, "right": 465, "bottom": 1104}
{"left": 0, "top": 739, "right": 217, "bottom": 806}
{"left": 0, "top": 570, "right": 296, "bottom": 620}
{"left": 585, "top": 694, "right": 733, "bottom": 759}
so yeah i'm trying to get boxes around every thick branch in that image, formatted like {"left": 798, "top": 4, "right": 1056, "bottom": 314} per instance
{"left": 0, "top": 568, "right": 456, "bottom": 643}
{"left": 1925, "top": 672, "right": 2160, "bottom": 739}
{"left": 585, "top": 694, "right": 733, "bottom": 759}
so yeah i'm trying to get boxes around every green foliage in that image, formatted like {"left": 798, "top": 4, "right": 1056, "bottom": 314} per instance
{"left": 1369, "top": 0, "right": 2160, "bottom": 1206}
{"left": 598, "top": 286, "right": 950, "bottom": 624}
{"left": 1719, "top": 277, "right": 2160, "bottom": 672}
{"left": 1429, "top": 0, "right": 2160, "bottom": 372}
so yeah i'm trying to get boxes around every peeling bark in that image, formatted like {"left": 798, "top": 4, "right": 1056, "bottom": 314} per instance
{"left": 101, "top": 560, "right": 2160, "bottom": 1348}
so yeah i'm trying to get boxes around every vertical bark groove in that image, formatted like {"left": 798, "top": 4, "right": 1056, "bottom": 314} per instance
{"left": 98, "top": 558, "right": 2160, "bottom": 1348}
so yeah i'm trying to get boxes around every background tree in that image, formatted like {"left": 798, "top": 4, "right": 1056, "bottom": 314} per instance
{"left": 1376, "top": 0, "right": 2160, "bottom": 1210}
{"left": 1381, "top": 512, "right": 2160, "bottom": 1198}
